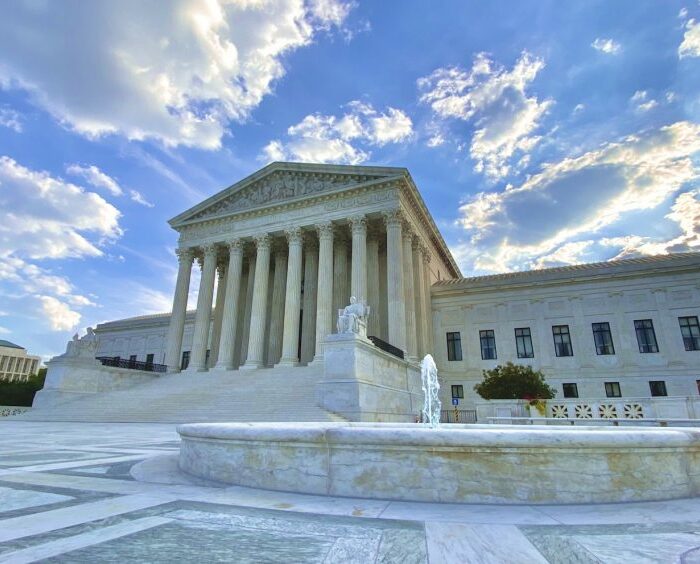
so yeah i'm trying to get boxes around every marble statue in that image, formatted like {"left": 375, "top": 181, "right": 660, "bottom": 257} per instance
{"left": 421, "top": 354, "right": 441, "bottom": 427}
{"left": 337, "top": 297, "right": 370, "bottom": 337}
{"left": 63, "top": 327, "right": 99, "bottom": 359}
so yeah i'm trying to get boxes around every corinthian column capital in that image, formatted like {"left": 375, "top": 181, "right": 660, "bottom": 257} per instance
{"left": 315, "top": 221, "right": 334, "bottom": 239}
{"left": 175, "top": 247, "right": 195, "bottom": 264}
{"left": 226, "top": 238, "right": 243, "bottom": 253}
{"left": 349, "top": 214, "right": 367, "bottom": 233}
{"left": 254, "top": 234, "right": 271, "bottom": 250}
{"left": 201, "top": 243, "right": 218, "bottom": 258}
{"left": 285, "top": 226, "right": 303, "bottom": 245}
{"left": 382, "top": 208, "right": 404, "bottom": 227}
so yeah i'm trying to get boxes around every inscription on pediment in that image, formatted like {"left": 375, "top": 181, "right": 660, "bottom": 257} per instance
{"left": 190, "top": 171, "right": 384, "bottom": 221}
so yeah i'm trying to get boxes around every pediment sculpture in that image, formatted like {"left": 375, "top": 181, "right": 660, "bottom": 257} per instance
{"left": 63, "top": 327, "right": 99, "bottom": 359}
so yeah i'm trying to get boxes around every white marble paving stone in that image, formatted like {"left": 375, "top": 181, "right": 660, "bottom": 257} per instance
{"left": 73, "top": 466, "right": 111, "bottom": 475}
{"left": 381, "top": 501, "right": 559, "bottom": 525}
{"left": 323, "top": 534, "right": 383, "bottom": 563}
{"left": 425, "top": 523, "right": 549, "bottom": 564}
{"left": 0, "top": 486, "right": 73, "bottom": 513}
{"left": 571, "top": 532, "right": 700, "bottom": 564}
{"left": 0, "top": 471, "right": 154, "bottom": 495}
{"left": 0, "top": 493, "right": 177, "bottom": 542}
{"left": 0, "top": 454, "right": 151, "bottom": 477}
{"left": 537, "top": 498, "right": 700, "bottom": 525}
{"left": 0, "top": 516, "right": 173, "bottom": 564}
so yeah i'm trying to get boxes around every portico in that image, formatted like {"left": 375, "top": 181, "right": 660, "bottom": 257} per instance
{"left": 164, "top": 163, "right": 459, "bottom": 373}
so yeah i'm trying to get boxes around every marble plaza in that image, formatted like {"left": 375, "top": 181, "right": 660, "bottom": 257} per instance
{"left": 1, "top": 420, "right": 700, "bottom": 563}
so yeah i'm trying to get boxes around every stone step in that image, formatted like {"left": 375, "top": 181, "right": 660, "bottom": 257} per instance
{"left": 23, "top": 365, "right": 346, "bottom": 423}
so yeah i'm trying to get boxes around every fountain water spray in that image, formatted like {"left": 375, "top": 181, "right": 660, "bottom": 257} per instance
{"left": 420, "top": 354, "right": 441, "bottom": 427}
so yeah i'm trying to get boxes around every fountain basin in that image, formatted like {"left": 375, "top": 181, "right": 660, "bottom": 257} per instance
{"left": 177, "top": 422, "right": 700, "bottom": 504}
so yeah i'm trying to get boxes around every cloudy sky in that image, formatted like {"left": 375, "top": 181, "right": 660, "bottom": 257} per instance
{"left": 0, "top": 0, "right": 699, "bottom": 358}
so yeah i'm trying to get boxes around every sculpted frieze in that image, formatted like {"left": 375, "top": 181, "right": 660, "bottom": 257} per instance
{"left": 189, "top": 171, "right": 382, "bottom": 221}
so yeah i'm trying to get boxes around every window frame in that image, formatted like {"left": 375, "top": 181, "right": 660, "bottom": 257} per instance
{"left": 446, "top": 332, "right": 463, "bottom": 362}
{"left": 451, "top": 384, "right": 464, "bottom": 399}
{"left": 479, "top": 329, "right": 497, "bottom": 360}
{"left": 181, "top": 350, "right": 190, "bottom": 370}
{"left": 679, "top": 316, "right": 700, "bottom": 351}
{"left": 634, "top": 319, "right": 659, "bottom": 353}
{"left": 604, "top": 381, "right": 621, "bottom": 398}
{"left": 648, "top": 380, "right": 667, "bottom": 397}
{"left": 592, "top": 322, "right": 615, "bottom": 355}
{"left": 552, "top": 325, "right": 573, "bottom": 357}
{"left": 514, "top": 327, "right": 534, "bottom": 359}
{"left": 562, "top": 383, "right": 578, "bottom": 398}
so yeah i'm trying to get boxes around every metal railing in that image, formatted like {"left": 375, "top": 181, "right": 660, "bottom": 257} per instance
{"left": 96, "top": 357, "right": 167, "bottom": 373}
{"left": 441, "top": 409, "right": 477, "bottom": 423}
{"left": 486, "top": 416, "right": 700, "bottom": 427}
{"left": 367, "top": 336, "right": 404, "bottom": 359}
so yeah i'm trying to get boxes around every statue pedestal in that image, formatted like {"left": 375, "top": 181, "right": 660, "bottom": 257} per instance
{"left": 316, "top": 333, "right": 422, "bottom": 422}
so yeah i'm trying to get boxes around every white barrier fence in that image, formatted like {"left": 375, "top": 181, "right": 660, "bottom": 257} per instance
{"left": 477, "top": 396, "right": 700, "bottom": 425}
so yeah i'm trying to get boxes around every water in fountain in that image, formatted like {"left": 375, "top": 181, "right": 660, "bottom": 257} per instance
{"left": 420, "top": 354, "right": 441, "bottom": 427}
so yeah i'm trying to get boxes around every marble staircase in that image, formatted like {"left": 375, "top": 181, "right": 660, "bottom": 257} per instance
{"left": 21, "top": 365, "right": 347, "bottom": 423}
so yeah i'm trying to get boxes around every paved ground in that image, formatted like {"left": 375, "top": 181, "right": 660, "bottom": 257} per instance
{"left": 1, "top": 421, "right": 699, "bottom": 563}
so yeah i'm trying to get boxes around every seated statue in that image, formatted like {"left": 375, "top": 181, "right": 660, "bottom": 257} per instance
{"left": 63, "top": 327, "right": 99, "bottom": 359}
{"left": 337, "top": 297, "right": 370, "bottom": 337}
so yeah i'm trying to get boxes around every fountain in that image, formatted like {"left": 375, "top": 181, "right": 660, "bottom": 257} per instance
{"left": 177, "top": 313, "right": 700, "bottom": 504}
{"left": 420, "top": 354, "right": 440, "bottom": 427}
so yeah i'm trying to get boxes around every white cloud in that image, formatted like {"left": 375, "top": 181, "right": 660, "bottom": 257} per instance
{"left": 66, "top": 164, "right": 123, "bottom": 197}
{"left": 0, "top": 156, "right": 122, "bottom": 330}
{"left": 0, "top": 0, "right": 354, "bottom": 149}
{"left": 38, "top": 296, "right": 81, "bottom": 331}
{"left": 457, "top": 121, "right": 700, "bottom": 273}
{"left": 129, "top": 190, "right": 154, "bottom": 208}
{"left": 0, "top": 106, "right": 22, "bottom": 132}
{"left": 418, "top": 52, "right": 552, "bottom": 179}
{"left": 0, "top": 326, "right": 10, "bottom": 335}
{"left": 262, "top": 101, "right": 413, "bottom": 164}
{"left": 679, "top": 19, "right": 700, "bottom": 58}
{"left": 591, "top": 38, "right": 622, "bottom": 55}
{"left": 573, "top": 103, "right": 585, "bottom": 114}
{"left": 679, "top": 7, "right": 689, "bottom": 19}
{"left": 630, "top": 90, "right": 658, "bottom": 112}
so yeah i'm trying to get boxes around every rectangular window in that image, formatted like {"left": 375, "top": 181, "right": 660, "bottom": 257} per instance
{"left": 697, "top": 380, "right": 700, "bottom": 395}
{"left": 146, "top": 353, "right": 154, "bottom": 365}
{"left": 679, "top": 316, "right": 700, "bottom": 351}
{"left": 446, "top": 332, "right": 463, "bottom": 361}
{"left": 592, "top": 322, "right": 615, "bottom": 355}
{"left": 649, "top": 381, "right": 667, "bottom": 397}
{"left": 451, "top": 385, "right": 464, "bottom": 399}
{"left": 634, "top": 319, "right": 659, "bottom": 353}
{"left": 562, "top": 383, "right": 578, "bottom": 398}
{"left": 605, "top": 381, "right": 621, "bottom": 398}
{"left": 515, "top": 327, "right": 534, "bottom": 359}
{"left": 479, "top": 330, "right": 497, "bottom": 360}
{"left": 552, "top": 325, "right": 573, "bottom": 357}
{"left": 205, "top": 349, "right": 211, "bottom": 368}
{"left": 181, "top": 351, "right": 190, "bottom": 370}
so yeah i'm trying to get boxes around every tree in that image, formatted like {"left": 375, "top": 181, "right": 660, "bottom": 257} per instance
{"left": 473, "top": 362, "right": 556, "bottom": 400}
{"left": 0, "top": 371, "right": 46, "bottom": 407}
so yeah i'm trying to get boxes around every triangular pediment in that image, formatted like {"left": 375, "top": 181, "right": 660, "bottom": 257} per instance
{"left": 169, "top": 162, "right": 405, "bottom": 227}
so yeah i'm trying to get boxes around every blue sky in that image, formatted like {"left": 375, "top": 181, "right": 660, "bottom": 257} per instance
{"left": 0, "top": 0, "right": 699, "bottom": 358}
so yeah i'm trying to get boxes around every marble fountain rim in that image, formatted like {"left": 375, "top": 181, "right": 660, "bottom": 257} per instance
{"left": 177, "top": 421, "right": 700, "bottom": 450}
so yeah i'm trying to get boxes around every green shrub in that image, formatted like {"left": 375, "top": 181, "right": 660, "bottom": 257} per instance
{"left": 0, "top": 370, "right": 46, "bottom": 407}
{"left": 473, "top": 362, "right": 556, "bottom": 400}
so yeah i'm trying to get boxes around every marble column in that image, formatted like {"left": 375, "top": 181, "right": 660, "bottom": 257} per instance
{"left": 234, "top": 252, "right": 253, "bottom": 368}
{"left": 383, "top": 210, "right": 406, "bottom": 352}
{"left": 209, "top": 261, "right": 227, "bottom": 366}
{"left": 213, "top": 239, "right": 243, "bottom": 371}
{"left": 421, "top": 247, "right": 434, "bottom": 355}
{"left": 267, "top": 244, "right": 288, "bottom": 366}
{"left": 164, "top": 247, "right": 194, "bottom": 372}
{"left": 314, "top": 221, "right": 334, "bottom": 361}
{"left": 300, "top": 237, "right": 318, "bottom": 364}
{"left": 402, "top": 228, "right": 418, "bottom": 361}
{"left": 366, "top": 229, "right": 380, "bottom": 338}
{"left": 188, "top": 244, "right": 218, "bottom": 372}
{"left": 242, "top": 235, "right": 271, "bottom": 369}
{"left": 333, "top": 230, "right": 349, "bottom": 313}
{"left": 350, "top": 214, "right": 368, "bottom": 304}
{"left": 413, "top": 241, "right": 426, "bottom": 358}
{"left": 278, "top": 227, "right": 304, "bottom": 366}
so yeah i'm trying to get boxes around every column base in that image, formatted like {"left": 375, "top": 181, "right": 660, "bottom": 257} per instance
{"left": 210, "top": 363, "right": 235, "bottom": 372}
{"left": 274, "top": 358, "right": 299, "bottom": 368}
{"left": 183, "top": 366, "right": 208, "bottom": 373}
{"left": 239, "top": 361, "right": 264, "bottom": 370}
